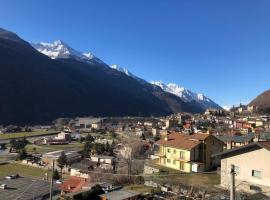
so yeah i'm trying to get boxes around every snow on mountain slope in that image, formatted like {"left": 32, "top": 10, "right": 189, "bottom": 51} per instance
{"left": 110, "top": 64, "right": 147, "bottom": 84}
{"left": 32, "top": 40, "right": 105, "bottom": 65}
{"left": 150, "top": 81, "right": 221, "bottom": 109}
{"left": 32, "top": 40, "right": 221, "bottom": 110}
{"left": 111, "top": 64, "right": 133, "bottom": 77}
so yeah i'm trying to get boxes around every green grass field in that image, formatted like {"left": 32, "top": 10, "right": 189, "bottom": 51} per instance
{"left": 25, "top": 143, "right": 84, "bottom": 153}
{"left": 0, "top": 163, "right": 51, "bottom": 179}
{"left": 0, "top": 130, "right": 58, "bottom": 140}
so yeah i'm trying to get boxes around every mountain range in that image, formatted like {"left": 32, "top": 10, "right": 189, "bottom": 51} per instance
{"left": 149, "top": 81, "right": 221, "bottom": 110}
{"left": 249, "top": 89, "right": 270, "bottom": 113}
{"left": 33, "top": 41, "right": 222, "bottom": 110}
{"left": 0, "top": 27, "right": 221, "bottom": 124}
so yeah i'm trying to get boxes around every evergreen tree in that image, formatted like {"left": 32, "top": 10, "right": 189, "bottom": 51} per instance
{"left": 17, "top": 148, "right": 27, "bottom": 160}
{"left": 85, "top": 134, "right": 94, "bottom": 143}
{"left": 57, "top": 151, "right": 67, "bottom": 177}
{"left": 53, "top": 169, "right": 60, "bottom": 180}
{"left": 83, "top": 141, "right": 92, "bottom": 158}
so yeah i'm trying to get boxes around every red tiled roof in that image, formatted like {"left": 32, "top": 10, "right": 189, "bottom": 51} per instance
{"left": 156, "top": 132, "right": 210, "bottom": 150}
{"left": 60, "top": 176, "right": 89, "bottom": 193}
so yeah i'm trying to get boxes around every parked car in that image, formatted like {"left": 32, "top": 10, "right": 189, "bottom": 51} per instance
{"left": 0, "top": 184, "right": 7, "bottom": 189}
{"left": 5, "top": 174, "right": 19, "bottom": 180}
{"left": 55, "top": 180, "right": 62, "bottom": 184}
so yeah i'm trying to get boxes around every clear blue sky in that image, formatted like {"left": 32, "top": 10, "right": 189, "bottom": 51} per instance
{"left": 1, "top": 0, "right": 270, "bottom": 107}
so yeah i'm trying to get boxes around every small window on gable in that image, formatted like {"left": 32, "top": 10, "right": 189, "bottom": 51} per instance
{"left": 252, "top": 170, "right": 261, "bottom": 178}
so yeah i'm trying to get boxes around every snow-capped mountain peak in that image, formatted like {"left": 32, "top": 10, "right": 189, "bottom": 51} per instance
{"left": 150, "top": 81, "right": 221, "bottom": 109}
{"left": 111, "top": 64, "right": 131, "bottom": 76}
{"left": 32, "top": 40, "right": 105, "bottom": 65}
{"left": 83, "top": 52, "right": 95, "bottom": 59}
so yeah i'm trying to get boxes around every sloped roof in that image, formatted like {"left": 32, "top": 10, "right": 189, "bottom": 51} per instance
{"left": 213, "top": 141, "right": 270, "bottom": 158}
{"left": 156, "top": 132, "right": 210, "bottom": 150}
{"left": 59, "top": 176, "right": 88, "bottom": 193}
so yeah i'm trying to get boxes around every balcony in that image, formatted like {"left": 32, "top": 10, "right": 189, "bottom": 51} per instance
{"left": 154, "top": 151, "right": 166, "bottom": 158}
{"left": 166, "top": 154, "right": 190, "bottom": 162}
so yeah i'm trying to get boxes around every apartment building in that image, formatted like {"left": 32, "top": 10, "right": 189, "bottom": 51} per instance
{"left": 155, "top": 132, "right": 224, "bottom": 172}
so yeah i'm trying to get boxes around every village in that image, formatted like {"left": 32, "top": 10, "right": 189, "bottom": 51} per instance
{"left": 0, "top": 104, "right": 270, "bottom": 199}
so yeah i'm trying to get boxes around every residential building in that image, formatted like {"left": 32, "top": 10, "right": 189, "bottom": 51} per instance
{"left": 217, "top": 133, "right": 254, "bottom": 150}
{"left": 214, "top": 142, "right": 270, "bottom": 195}
{"left": 43, "top": 138, "right": 69, "bottom": 145}
{"left": 155, "top": 132, "right": 224, "bottom": 172}
{"left": 90, "top": 155, "right": 115, "bottom": 170}
{"left": 152, "top": 128, "right": 160, "bottom": 137}
{"left": 60, "top": 176, "right": 90, "bottom": 193}
{"left": 247, "top": 105, "right": 257, "bottom": 112}
{"left": 91, "top": 122, "right": 101, "bottom": 129}
{"left": 55, "top": 131, "right": 70, "bottom": 140}
{"left": 165, "top": 119, "right": 179, "bottom": 129}
{"left": 74, "top": 117, "right": 102, "bottom": 130}
{"left": 42, "top": 150, "right": 81, "bottom": 166}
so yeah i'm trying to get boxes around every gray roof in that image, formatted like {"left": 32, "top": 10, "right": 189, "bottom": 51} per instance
{"left": 216, "top": 132, "right": 270, "bottom": 144}
{"left": 212, "top": 141, "right": 270, "bottom": 158}
{"left": 99, "top": 190, "right": 140, "bottom": 200}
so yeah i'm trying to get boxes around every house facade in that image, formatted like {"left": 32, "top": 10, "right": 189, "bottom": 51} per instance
{"left": 215, "top": 142, "right": 270, "bottom": 194}
{"left": 155, "top": 132, "right": 224, "bottom": 172}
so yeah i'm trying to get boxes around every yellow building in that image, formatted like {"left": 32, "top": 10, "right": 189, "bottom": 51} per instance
{"left": 155, "top": 132, "right": 224, "bottom": 172}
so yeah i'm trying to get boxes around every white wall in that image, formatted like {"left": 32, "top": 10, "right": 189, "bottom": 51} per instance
{"left": 221, "top": 148, "right": 270, "bottom": 190}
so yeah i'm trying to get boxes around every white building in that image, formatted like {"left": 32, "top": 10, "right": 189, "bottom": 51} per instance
{"left": 214, "top": 142, "right": 270, "bottom": 195}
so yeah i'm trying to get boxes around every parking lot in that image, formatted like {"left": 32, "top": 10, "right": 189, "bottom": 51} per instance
{"left": 0, "top": 176, "right": 58, "bottom": 200}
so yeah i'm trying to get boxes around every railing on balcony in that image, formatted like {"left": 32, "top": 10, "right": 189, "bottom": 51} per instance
{"left": 166, "top": 154, "right": 190, "bottom": 161}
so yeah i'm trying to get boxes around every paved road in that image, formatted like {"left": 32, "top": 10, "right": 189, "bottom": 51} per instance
{"left": 0, "top": 132, "right": 59, "bottom": 143}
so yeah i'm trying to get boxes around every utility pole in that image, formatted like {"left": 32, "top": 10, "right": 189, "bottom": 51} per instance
{"left": 230, "top": 164, "right": 235, "bottom": 200}
{"left": 50, "top": 160, "right": 55, "bottom": 200}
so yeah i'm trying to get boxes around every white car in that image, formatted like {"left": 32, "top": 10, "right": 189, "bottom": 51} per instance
{"left": 5, "top": 174, "right": 19, "bottom": 180}
{"left": 55, "top": 180, "right": 62, "bottom": 184}
{"left": 0, "top": 184, "right": 7, "bottom": 189}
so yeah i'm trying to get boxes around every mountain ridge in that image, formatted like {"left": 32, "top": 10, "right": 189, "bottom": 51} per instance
{"left": 150, "top": 81, "right": 222, "bottom": 110}
{"left": 0, "top": 27, "right": 209, "bottom": 124}
{"left": 249, "top": 89, "right": 270, "bottom": 112}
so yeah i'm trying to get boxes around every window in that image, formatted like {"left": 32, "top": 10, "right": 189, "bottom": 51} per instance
{"left": 167, "top": 148, "right": 171, "bottom": 153}
{"left": 173, "top": 160, "right": 176, "bottom": 165}
{"left": 180, "top": 162, "right": 184, "bottom": 170}
{"left": 167, "top": 159, "right": 171, "bottom": 164}
{"left": 180, "top": 151, "right": 185, "bottom": 159}
{"left": 252, "top": 170, "right": 261, "bottom": 178}
{"left": 173, "top": 149, "right": 176, "bottom": 154}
